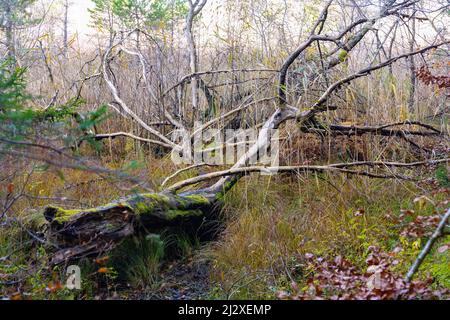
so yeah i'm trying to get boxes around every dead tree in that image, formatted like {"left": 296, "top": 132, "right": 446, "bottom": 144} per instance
{"left": 185, "top": 0, "right": 207, "bottom": 119}
{"left": 38, "top": 0, "right": 449, "bottom": 264}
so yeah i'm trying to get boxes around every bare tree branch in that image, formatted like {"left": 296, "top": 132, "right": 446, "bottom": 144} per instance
{"left": 406, "top": 208, "right": 450, "bottom": 282}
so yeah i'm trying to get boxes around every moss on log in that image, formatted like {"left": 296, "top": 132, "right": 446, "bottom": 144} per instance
{"left": 43, "top": 191, "right": 217, "bottom": 264}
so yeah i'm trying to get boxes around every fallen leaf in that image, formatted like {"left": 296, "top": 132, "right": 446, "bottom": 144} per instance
{"left": 98, "top": 267, "right": 110, "bottom": 274}
{"left": 437, "top": 245, "right": 449, "bottom": 254}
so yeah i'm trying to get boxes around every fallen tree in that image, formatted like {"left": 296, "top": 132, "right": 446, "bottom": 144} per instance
{"left": 30, "top": 0, "right": 449, "bottom": 265}
{"left": 42, "top": 158, "right": 449, "bottom": 265}
{"left": 43, "top": 190, "right": 221, "bottom": 264}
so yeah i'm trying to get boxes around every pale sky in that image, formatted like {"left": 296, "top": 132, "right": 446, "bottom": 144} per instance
{"left": 67, "top": 0, "right": 94, "bottom": 36}
{"left": 52, "top": 0, "right": 447, "bottom": 49}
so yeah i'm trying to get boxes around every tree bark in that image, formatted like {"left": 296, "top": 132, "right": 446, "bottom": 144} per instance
{"left": 185, "top": 0, "right": 207, "bottom": 121}
{"left": 186, "top": 3, "right": 198, "bottom": 119}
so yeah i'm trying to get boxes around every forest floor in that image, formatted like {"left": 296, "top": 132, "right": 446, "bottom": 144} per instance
{"left": 136, "top": 258, "right": 211, "bottom": 300}
{"left": 0, "top": 153, "right": 449, "bottom": 300}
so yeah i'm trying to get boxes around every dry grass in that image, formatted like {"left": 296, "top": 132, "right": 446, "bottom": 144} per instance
{"left": 207, "top": 172, "right": 448, "bottom": 299}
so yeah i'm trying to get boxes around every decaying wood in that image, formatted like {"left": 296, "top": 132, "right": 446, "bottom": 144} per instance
{"left": 44, "top": 190, "right": 219, "bottom": 264}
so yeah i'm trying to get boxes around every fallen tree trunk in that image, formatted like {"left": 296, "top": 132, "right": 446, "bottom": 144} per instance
{"left": 38, "top": 4, "right": 448, "bottom": 267}
{"left": 44, "top": 190, "right": 219, "bottom": 264}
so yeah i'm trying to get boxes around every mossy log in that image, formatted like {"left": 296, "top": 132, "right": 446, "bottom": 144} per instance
{"left": 43, "top": 191, "right": 219, "bottom": 264}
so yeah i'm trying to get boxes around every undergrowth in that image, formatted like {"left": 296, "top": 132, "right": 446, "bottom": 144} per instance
{"left": 208, "top": 172, "right": 449, "bottom": 299}
{"left": 0, "top": 157, "right": 448, "bottom": 300}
